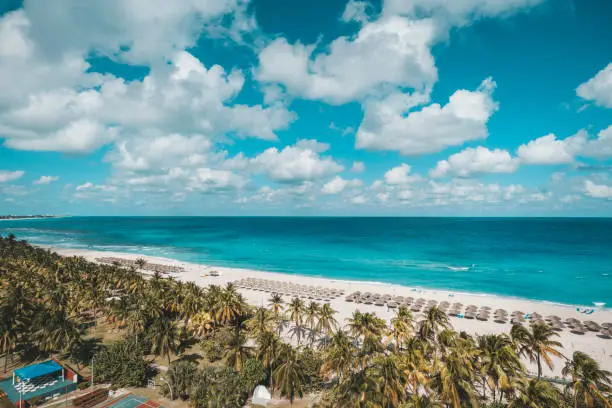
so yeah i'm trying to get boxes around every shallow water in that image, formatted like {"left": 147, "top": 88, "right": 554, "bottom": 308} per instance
{"left": 2, "top": 216, "right": 611, "bottom": 306}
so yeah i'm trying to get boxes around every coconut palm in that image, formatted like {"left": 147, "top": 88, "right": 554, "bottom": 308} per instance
{"left": 287, "top": 298, "right": 305, "bottom": 344}
{"left": 562, "top": 351, "right": 612, "bottom": 408}
{"left": 317, "top": 303, "right": 338, "bottom": 346}
{"left": 257, "top": 331, "right": 281, "bottom": 387}
{"left": 223, "top": 329, "right": 254, "bottom": 372}
{"left": 372, "top": 354, "right": 407, "bottom": 407}
{"left": 508, "top": 377, "right": 563, "bottom": 408}
{"left": 430, "top": 346, "right": 479, "bottom": 408}
{"left": 246, "top": 306, "right": 275, "bottom": 337}
{"left": 273, "top": 345, "right": 306, "bottom": 407}
{"left": 390, "top": 306, "right": 414, "bottom": 351}
{"left": 511, "top": 322, "right": 563, "bottom": 378}
{"left": 149, "top": 315, "right": 181, "bottom": 364}
{"left": 134, "top": 257, "right": 147, "bottom": 271}
{"left": 478, "top": 333, "right": 524, "bottom": 402}
{"left": 304, "top": 301, "right": 320, "bottom": 344}
{"left": 417, "top": 306, "right": 450, "bottom": 342}
{"left": 321, "top": 329, "right": 357, "bottom": 381}
{"left": 189, "top": 310, "right": 214, "bottom": 337}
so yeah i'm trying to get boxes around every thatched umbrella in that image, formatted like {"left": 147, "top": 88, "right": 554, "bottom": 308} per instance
{"left": 598, "top": 329, "right": 612, "bottom": 339}
{"left": 551, "top": 322, "right": 564, "bottom": 331}
{"left": 601, "top": 322, "right": 612, "bottom": 329}
{"left": 388, "top": 301, "right": 398, "bottom": 309}
{"left": 374, "top": 300, "right": 384, "bottom": 306}
{"left": 511, "top": 318, "right": 523, "bottom": 325}
{"left": 566, "top": 318, "right": 581, "bottom": 326}
{"left": 464, "top": 312, "right": 476, "bottom": 319}
{"left": 345, "top": 296, "right": 354, "bottom": 302}
{"left": 571, "top": 326, "right": 586, "bottom": 335}
{"left": 411, "top": 305, "right": 422, "bottom": 312}
{"left": 584, "top": 321, "right": 601, "bottom": 331}
{"left": 494, "top": 317, "right": 508, "bottom": 324}
{"left": 476, "top": 313, "right": 489, "bottom": 321}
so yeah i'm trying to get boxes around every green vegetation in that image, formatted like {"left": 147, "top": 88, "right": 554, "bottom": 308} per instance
{"left": 1, "top": 235, "right": 611, "bottom": 407}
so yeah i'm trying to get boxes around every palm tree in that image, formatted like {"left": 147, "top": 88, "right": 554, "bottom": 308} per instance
{"left": 390, "top": 306, "right": 414, "bottom": 351}
{"left": 372, "top": 354, "right": 407, "bottom": 407}
{"left": 135, "top": 258, "right": 147, "bottom": 271}
{"left": 189, "top": 310, "right": 214, "bottom": 337}
{"left": 335, "top": 367, "right": 380, "bottom": 407}
{"left": 287, "top": 298, "right": 305, "bottom": 344}
{"left": 417, "top": 306, "right": 450, "bottom": 342}
{"left": 257, "top": 331, "right": 281, "bottom": 387}
{"left": 430, "top": 346, "right": 479, "bottom": 408}
{"left": 562, "top": 351, "right": 612, "bottom": 408}
{"left": 508, "top": 377, "right": 563, "bottom": 408}
{"left": 511, "top": 322, "right": 563, "bottom": 378}
{"left": 304, "top": 301, "right": 320, "bottom": 344}
{"left": 321, "top": 329, "right": 357, "bottom": 381}
{"left": 317, "top": 303, "right": 338, "bottom": 345}
{"left": 273, "top": 345, "right": 306, "bottom": 407}
{"left": 149, "top": 316, "right": 181, "bottom": 365}
{"left": 223, "top": 329, "right": 254, "bottom": 372}
{"left": 268, "top": 293, "right": 284, "bottom": 320}
{"left": 246, "top": 306, "right": 274, "bottom": 337}
{"left": 216, "top": 285, "right": 245, "bottom": 325}
{"left": 478, "top": 333, "right": 524, "bottom": 402}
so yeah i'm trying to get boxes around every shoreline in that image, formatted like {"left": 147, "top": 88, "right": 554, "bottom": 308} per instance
{"left": 41, "top": 244, "right": 607, "bottom": 311}
{"left": 47, "top": 245, "right": 612, "bottom": 377}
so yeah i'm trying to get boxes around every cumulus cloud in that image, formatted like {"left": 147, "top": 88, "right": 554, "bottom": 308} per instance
{"left": 584, "top": 180, "right": 612, "bottom": 199}
{"left": 576, "top": 63, "right": 612, "bottom": 108}
{"left": 383, "top": 0, "right": 547, "bottom": 27}
{"left": 581, "top": 125, "right": 612, "bottom": 158}
{"left": 0, "top": 170, "right": 25, "bottom": 183}
{"left": 0, "top": 7, "right": 293, "bottom": 155}
{"left": 321, "top": 176, "right": 363, "bottom": 195}
{"left": 341, "top": 0, "right": 374, "bottom": 24}
{"left": 384, "top": 163, "right": 421, "bottom": 185}
{"left": 33, "top": 175, "right": 59, "bottom": 185}
{"left": 257, "top": 16, "right": 437, "bottom": 104}
{"left": 351, "top": 161, "right": 366, "bottom": 173}
{"left": 430, "top": 146, "right": 519, "bottom": 178}
{"left": 517, "top": 131, "right": 586, "bottom": 165}
{"left": 356, "top": 78, "right": 498, "bottom": 155}
{"left": 250, "top": 140, "right": 343, "bottom": 183}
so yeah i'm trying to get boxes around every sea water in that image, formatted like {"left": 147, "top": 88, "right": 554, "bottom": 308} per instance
{"left": 1, "top": 217, "right": 611, "bottom": 306}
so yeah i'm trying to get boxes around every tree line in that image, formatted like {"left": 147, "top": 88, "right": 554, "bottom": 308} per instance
{"left": 0, "top": 235, "right": 610, "bottom": 407}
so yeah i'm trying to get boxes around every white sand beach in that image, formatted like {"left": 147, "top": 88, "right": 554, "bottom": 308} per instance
{"left": 52, "top": 247, "right": 612, "bottom": 378}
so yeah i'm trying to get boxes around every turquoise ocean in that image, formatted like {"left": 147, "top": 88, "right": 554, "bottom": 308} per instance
{"left": 1, "top": 217, "right": 611, "bottom": 307}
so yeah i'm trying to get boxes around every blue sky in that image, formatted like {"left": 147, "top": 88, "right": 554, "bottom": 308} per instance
{"left": 0, "top": 0, "right": 611, "bottom": 216}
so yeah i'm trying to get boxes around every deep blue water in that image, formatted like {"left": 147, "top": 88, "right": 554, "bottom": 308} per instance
{"left": 1, "top": 217, "right": 611, "bottom": 306}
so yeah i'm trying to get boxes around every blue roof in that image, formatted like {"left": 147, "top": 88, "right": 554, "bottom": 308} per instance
{"left": 14, "top": 360, "right": 62, "bottom": 381}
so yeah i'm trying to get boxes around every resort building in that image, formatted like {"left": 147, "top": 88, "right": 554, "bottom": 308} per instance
{"left": 0, "top": 360, "right": 78, "bottom": 407}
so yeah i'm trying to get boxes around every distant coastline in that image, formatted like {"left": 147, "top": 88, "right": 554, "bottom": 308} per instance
{"left": 0, "top": 215, "right": 68, "bottom": 221}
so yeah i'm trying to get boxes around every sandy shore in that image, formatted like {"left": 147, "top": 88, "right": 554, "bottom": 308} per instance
{"left": 53, "top": 247, "right": 612, "bottom": 378}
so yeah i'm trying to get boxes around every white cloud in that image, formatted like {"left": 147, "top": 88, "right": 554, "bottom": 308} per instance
{"left": 349, "top": 194, "right": 368, "bottom": 204}
{"left": 0, "top": 170, "right": 25, "bottom": 183}
{"left": 257, "top": 16, "right": 437, "bottom": 104}
{"left": 321, "top": 176, "right": 363, "bottom": 195}
{"left": 584, "top": 180, "right": 612, "bottom": 199}
{"left": 576, "top": 63, "right": 612, "bottom": 108}
{"left": 581, "top": 125, "right": 612, "bottom": 158}
{"left": 250, "top": 140, "right": 343, "bottom": 183}
{"left": 19, "top": 0, "right": 246, "bottom": 65}
{"left": 356, "top": 78, "right": 498, "bottom": 155}
{"left": 517, "top": 131, "right": 586, "bottom": 165}
{"left": 430, "top": 146, "right": 519, "bottom": 178}
{"left": 33, "top": 175, "right": 59, "bottom": 185}
{"left": 0, "top": 8, "right": 293, "bottom": 154}
{"left": 351, "top": 161, "right": 366, "bottom": 173}
{"left": 383, "top": 0, "right": 547, "bottom": 26}
{"left": 76, "top": 182, "right": 94, "bottom": 191}
{"left": 384, "top": 163, "right": 421, "bottom": 185}
{"left": 341, "top": 0, "right": 373, "bottom": 24}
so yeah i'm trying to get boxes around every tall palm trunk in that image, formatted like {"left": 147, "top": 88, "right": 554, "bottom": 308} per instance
{"left": 537, "top": 353, "right": 542, "bottom": 378}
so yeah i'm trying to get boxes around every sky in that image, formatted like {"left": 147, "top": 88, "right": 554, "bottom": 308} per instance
{"left": 0, "top": 0, "right": 611, "bottom": 216}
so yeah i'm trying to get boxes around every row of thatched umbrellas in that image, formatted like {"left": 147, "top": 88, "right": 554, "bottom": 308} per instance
{"left": 96, "top": 257, "right": 185, "bottom": 273}
{"left": 344, "top": 292, "right": 612, "bottom": 338}
{"left": 234, "top": 278, "right": 345, "bottom": 301}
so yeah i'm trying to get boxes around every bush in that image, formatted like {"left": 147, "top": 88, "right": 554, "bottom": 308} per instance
{"left": 300, "top": 348, "right": 324, "bottom": 392}
{"left": 27, "top": 396, "right": 42, "bottom": 406}
{"left": 93, "top": 339, "right": 150, "bottom": 387}
{"left": 77, "top": 381, "right": 91, "bottom": 390}
{"left": 200, "top": 328, "right": 233, "bottom": 362}
{"left": 239, "top": 359, "right": 266, "bottom": 392}
{"left": 159, "top": 361, "right": 198, "bottom": 401}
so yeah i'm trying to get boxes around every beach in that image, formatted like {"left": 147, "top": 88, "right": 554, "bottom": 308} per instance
{"left": 52, "top": 247, "right": 612, "bottom": 378}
